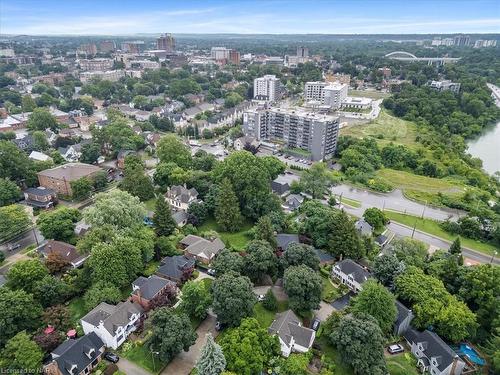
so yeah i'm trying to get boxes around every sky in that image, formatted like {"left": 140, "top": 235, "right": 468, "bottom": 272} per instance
{"left": 1, "top": 0, "right": 499, "bottom": 35}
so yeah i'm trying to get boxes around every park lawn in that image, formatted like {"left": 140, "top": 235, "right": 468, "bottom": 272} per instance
{"left": 348, "top": 89, "right": 390, "bottom": 100}
{"left": 198, "top": 218, "right": 254, "bottom": 251}
{"left": 316, "top": 336, "right": 354, "bottom": 375}
{"left": 384, "top": 210, "right": 498, "bottom": 255}
{"left": 122, "top": 341, "right": 166, "bottom": 374}
{"left": 340, "top": 109, "right": 418, "bottom": 149}
{"left": 386, "top": 353, "right": 419, "bottom": 375}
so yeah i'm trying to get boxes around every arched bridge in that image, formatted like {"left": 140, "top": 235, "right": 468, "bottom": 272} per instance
{"left": 385, "top": 51, "right": 461, "bottom": 65}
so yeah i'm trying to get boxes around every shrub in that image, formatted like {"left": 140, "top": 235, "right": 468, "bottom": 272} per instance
{"left": 262, "top": 289, "right": 277, "bottom": 311}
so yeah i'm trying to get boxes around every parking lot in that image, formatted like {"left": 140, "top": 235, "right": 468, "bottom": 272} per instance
{"left": 257, "top": 150, "right": 312, "bottom": 169}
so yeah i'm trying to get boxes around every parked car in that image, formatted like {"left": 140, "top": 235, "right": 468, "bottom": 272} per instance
{"left": 311, "top": 318, "right": 321, "bottom": 331}
{"left": 215, "top": 321, "right": 224, "bottom": 331}
{"left": 257, "top": 294, "right": 265, "bottom": 302}
{"left": 388, "top": 344, "right": 404, "bottom": 354}
{"left": 207, "top": 269, "right": 216, "bottom": 276}
{"left": 104, "top": 352, "right": 119, "bottom": 363}
{"left": 7, "top": 243, "right": 21, "bottom": 251}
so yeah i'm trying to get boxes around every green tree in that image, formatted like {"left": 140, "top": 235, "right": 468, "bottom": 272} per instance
{"left": 33, "top": 275, "right": 71, "bottom": 308}
{"left": 212, "top": 249, "right": 244, "bottom": 275}
{"left": 31, "top": 130, "right": 50, "bottom": 151}
{"left": 243, "top": 240, "right": 278, "bottom": 282}
{"left": 196, "top": 333, "right": 226, "bottom": 375}
{"left": 260, "top": 156, "right": 286, "bottom": 180}
{"left": 120, "top": 155, "right": 155, "bottom": 201}
{"left": 212, "top": 272, "right": 256, "bottom": 327}
{"left": 70, "top": 177, "right": 93, "bottom": 200}
{"left": 156, "top": 134, "right": 192, "bottom": 168}
{"left": 0, "top": 288, "right": 42, "bottom": 346}
{"left": 180, "top": 280, "right": 212, "bottom": 320}
{"left": 149, "top": 307, "right": 197, "bottom": 363}
{"left": 21, "top": 95, "right": 36, "bottom": 112}
{"left": 300, "top": 162, "right": 331, "bottom": 199}
{"left": 153, "top": 197, "right": 177, "bottom": 237}
{"left": 0, "top": 204, "right": 31, "bottom": 243}
{"left": 262, "top": 289, "right": 278, "bottom": 311}
{"left": 7, "top": 259, "right": 49, "bottom": 294}
{"left": 79, "top": 142, "right": 101, "bottom": 164}
{"left": 83, "top": 282, "right": 122, "bottom": 310}
{"left": 0, "top": 178, "right": 20, "bottom": 206}
{"left": 27, "top": 108, "right": 59, "bottom": 131}
{"left": 215, "top": 178, "right": 243, "bottom": 232}
{"left": 219, "top": 318, "right": 280, "bottom": 375}
{"left": 392, "top": 238, "right": 428, "bottom": 268}
{"left": 331, "top": 314, "right": 387, "bottom": 375}
{"left": 284, "top": 265, "right": 322, "bottom": 312}
{"left": 372, "top": 253, "right": 405, "bottom": 287}
{"left": 0, "top": 331, "right": 43, "bottom": 372}
{"left": 449, "top": 237, "right": 462, "bottom": 255}
{"left": 350, "top": 280, "right": 397, "bottom": 334}
{"left": 362, "top": 208, "right": 388, "bottom": 230}
{"left": 253, "top": 216, "right": 277, "bottom": 248}
{"left": 0, "top": 141, "right": 37, "bottom": 185}
{"left": 83, "top": 190, "right": 145, "bottom": 230}
{"left": 327, "top": 210, "right": 363, "bottom": 259}
{"left": 282, "top": 243, "right": 320, "bottom": 271}
{"left": 37, "top": 207, "right": 81, "bottom": 242}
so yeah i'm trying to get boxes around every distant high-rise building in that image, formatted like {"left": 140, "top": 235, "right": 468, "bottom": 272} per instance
{"left": 304, "top": 81, "right": 348, "bottom": 109}
{"left": 228, "top": 50, "right": 240, "bottom": 65}
{"left": 243, "top": 107, "right": 339, "bottom": 161}
{"left": 474, "top": 39, "right": 497, "bottom": 48}
{"left": 121, "top": 41, "right": 145, "bottom": 53}
{"left": 78, "top": 43, "right": 97, "bottom": 56}
{"left": 253, "top": 75, "right": 281, "bottom": 102}
{"left": 297, "top": 46, "right": 309, "bottom": 58}
{"left": 99, "top": 41, "right": 116, "bottom": 53}
{"left": 156, "top": 33, "right": 175, "bottom": 52}
{"left": 454, "top": 35, "right": 470, "bottom": 47}
{"left": 211, "top": 47, "right": 231, "bottom": 60}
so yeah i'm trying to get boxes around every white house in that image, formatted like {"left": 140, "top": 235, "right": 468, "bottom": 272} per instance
{"left": 29, "top": 151, "right": 52, "bottom": 162}
{"left": 165, "top": 185, "right": 199, "bottom": 212}
{"left": 81, "top": 301, "right": 143, "bottom": 350}
{"left": 268, "top": 310, "right": 316, "bottom": 357}
{"left": 331, "top": 259, "right": 371, "bottom": 292}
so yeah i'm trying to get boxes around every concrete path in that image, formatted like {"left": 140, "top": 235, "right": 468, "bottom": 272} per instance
{"left": 162, "top": 314, "right": 218, "bottom": 375}
{"left": 116, "top": 357, "right": 151, "bottom": 375}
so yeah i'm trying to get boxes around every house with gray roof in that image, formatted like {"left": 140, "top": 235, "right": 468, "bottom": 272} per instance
{"left": 268, "top": 310, "right": 316, "bottom": 357}
{"left": 355, "top": 218, "right": 373, "bottom": 236}
{"left": 271, "top": 172, "right": 301, "bottom": 196}
{"left": 275, "top": 233, "right": 300, "bottom": 252}
{"left": 156, "top": 255, "right": 195, "bottom": 284}
{"left": 404, "top": 328, "right": 465, "bottom": 375}
{"left": 165, "top": 185, "right": 199, "bottom": 212}
{"left": 131, "top": 275, "right": 175, "bottom": 311}
{"left": 282, "top": 193, "right": 304, "bottom": 212}
{"left": 44, "top": 332, "right": 104, "bottom": 375}
{"left": 394, "top": 300, "right": 414, "bottom": 336}
{"left": 24, "top": 186, "right": 57, "bottom": 209}
{"left": 172, "top": 210, "right": 188, "bottom": 227}
{"left": 81, "top": 301, "right": 143, "bottom": 349}
{"left": 331, "top": 259, "right": 371, "bottom": 292}
{"left": 39, "top": 240, "right": 89, "bottom": 269}
{"left": 179, "top": 234, "right": 225, "bottom": 264}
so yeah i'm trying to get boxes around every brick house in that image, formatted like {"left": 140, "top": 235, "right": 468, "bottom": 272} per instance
{"left": 37, "top": 163, "right": 102, "bottom": 196}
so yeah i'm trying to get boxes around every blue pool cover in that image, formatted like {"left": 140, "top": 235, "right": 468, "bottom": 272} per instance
{"left": 459, "top": 344, "right": 486, "bottom": 366}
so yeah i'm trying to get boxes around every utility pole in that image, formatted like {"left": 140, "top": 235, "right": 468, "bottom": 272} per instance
{"left": 411, "top": 220, "right": 417, "bottom": 238}
{"left": 490, "top": 251, "right": 498, "bottom": 264}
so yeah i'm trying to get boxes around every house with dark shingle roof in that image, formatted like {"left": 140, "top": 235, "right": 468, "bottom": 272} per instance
{"left": 165, "top": 185, "right": 199, "bottom": 212}
{"left": 156, "top": 255, "right": 195, "bottom": 284}
{"left": 331, "top": 259, "right": 371, "bottom": 292}
{"left": 39, "top": 240, "right": 88, "bottom": 269}
{"left": 131, "top": 275, "right": 176, "bottom": 311}
{"left": 24, "top": 186, "right": 57, "bottom": 209}
{"left": 268, "top": 310, "right": 316, "bottom": 357}
{"left": 394, "top": 300, "right": 414, "bottom": 336}
{"left": 355, "top": 218, "right": 373, "bottom": 236}
{"left": 44, "top": 332, "right": 104, "bottom": 375}
{"left": 282, "top": 193, "right": 304, "bottom": 212}
{"left": 404, "top": 328, "right": 465, "bottom": 375}
{"left": 179, "top": 234, "right": 225, "bottom": 264}
{"left": 80, "top": 301, "right": 143, "bottom": 349}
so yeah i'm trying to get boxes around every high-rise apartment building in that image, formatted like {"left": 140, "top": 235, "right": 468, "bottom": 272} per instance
{"left": 99, "top": 41, "right": 116, "bottom": 53}
{"left": 253, "top": 75, "right": 282, "bottom": 102}
{"left": 228, "top": 50, "right": 240, "bottom": 65}
{"left": 454, "top": 35, "right": 471, "bottom": 47}
{"left": 121, "top": 41, "right": 145, "bottom": 53}
{"left": 297, "top": 46, "right": 309, "bottom": 58}
{"left": 156, "top": 33, "right": 175, "bottom": 52}
{"left": 304, "top": 81, "right": 348, "bottom": 109}
{"left": 211, "top": 47, "right": 231, "bottom": 60}
{"left": 243, "top": 107, "right": 339, "bottom": 161}
{"left": 78, "top": 43, "right": 97, "bottom": 56}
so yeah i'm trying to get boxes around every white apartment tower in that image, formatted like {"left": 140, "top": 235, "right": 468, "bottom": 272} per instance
{"left": 254, "top": 75, "right": 282, "bottom": 102}
{"left": 211, "top": 47, "right": 231, "bottom": 60}
{"left": 304, "top": 81, "right": 348, "bottom": 109}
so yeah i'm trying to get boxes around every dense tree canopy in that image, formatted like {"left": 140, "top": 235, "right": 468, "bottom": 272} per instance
{"left": 37, "top": 207, "right": 81, "bottom": 242}
{"left": 284, "top": 265, "right": 322, "bottom": 312}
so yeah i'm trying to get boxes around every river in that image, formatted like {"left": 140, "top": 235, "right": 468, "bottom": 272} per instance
{"left": 467, "top": 121, "right": 500, "bottom": 175}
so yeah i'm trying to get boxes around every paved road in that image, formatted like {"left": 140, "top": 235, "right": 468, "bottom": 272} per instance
{"left": 116, "top": 357, "right": 151, "bottom": 375}
{"left": 331, "top": 184, "right": 462, "bottom": 222}
{"left": 162, "top": 314, "right": 218, "bottom": 375}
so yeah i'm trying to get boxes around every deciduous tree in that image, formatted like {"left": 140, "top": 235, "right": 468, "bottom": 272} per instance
{"left": 0, "top": 331, "right": 43, "bottom": 372}
{"left": 156, "top": 134, "right": 192, "bottom": 168}
{"left": 0, "top": 178, "right": 20, "bottom": 207}
{"left": 212, "top": 249, "right": 244, "bottom": 276}
{"left": 180, "top": 281, "right": 212, "bottom": 320}
{"left": 37, "top": 207, "right": 81, "bottom": 242}
{"left": 281, "top": 243, "right": 320, "bottom": 271}
{"left": 7, "top": 259, "right": 49, "bottom": 294}
{"left": 243, "top": 240, "right": 278, "bottom": 282}
{"left": 83, "top": 282, "right": 122, "bottom": 310}
{"left": 283, "top": 265, "right": 322, "bottom": 312}
{"left": 372, "top": 253, "right": 405, "bottom": 287}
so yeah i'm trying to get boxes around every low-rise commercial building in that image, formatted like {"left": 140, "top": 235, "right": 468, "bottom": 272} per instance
{"left": 430, "top": 80, "right": 461, "bottom": 94}
{"left": 37, "top": 163, "right": 102, "bottom": 196}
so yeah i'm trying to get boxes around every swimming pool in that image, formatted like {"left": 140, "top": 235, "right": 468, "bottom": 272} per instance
{"left": 459, "top": 344, "right": 486, "bottom": 366}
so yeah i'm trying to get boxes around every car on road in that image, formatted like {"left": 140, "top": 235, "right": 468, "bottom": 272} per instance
{"left": 104, "top": 352, "right": 119, "bottom": 363}
{"left": 257, "top": 294, "right": 265, "bottom": 302}
{"left": 207, "top": 269, "right": 216, "bottom": 276}
{"left": 387, "top": 344, "right": 404, "bottom": 354}
{"left": 311, "top": 318, "right": 321, "bottom": 331}
{"left": 7, "top": 243, "right": 21, "bottom": 251}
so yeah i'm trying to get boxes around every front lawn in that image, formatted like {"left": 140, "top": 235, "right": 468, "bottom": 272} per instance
{"left": 321, "top": 275, "right": 340, "bottom": 303}
{"left": 253, "top": 300, "right": 289, "bottom": 329}
{"left": 316, "top": 336, "right": 354, "bottom": 375}
{"left": 198, "top": 218, "right": 254, "bottom": 251}
{"left": 384, "top": 210, "right": 498, "bottom": 255}
{"left": 386, "top": 353, "right": 418, "bottom": 375}
{"left": 121, "top": 341, "right": 166, "bottom": 374}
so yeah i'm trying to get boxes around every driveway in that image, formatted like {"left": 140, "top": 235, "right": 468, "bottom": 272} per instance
{"left": 162, "top": 314, "right": 218, "bottom": 375}
{"left": 116, "top": 357, "right": 150, "bottom": 375}
{"left": 314, "top": 301, "right": 335, "bottom": 321}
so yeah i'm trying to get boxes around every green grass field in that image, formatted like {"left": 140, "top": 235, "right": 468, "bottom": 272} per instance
{"left": 341, "top": 109, "right": 418, "bottom": 149}
{"left": 384, "top": 210, "right": 498, "bottom": 255}
{"left": 198, "top": 218, "right": 254, "bottom": 251}
{"left": 68, "top": 296, "right": 87, "bottom": 324}
{"left": 377, "top": 169, "right": 463, "bottom": 195}
{"left": 316, "top": 336, "right": 354, "bottom": 375}
{"left": 122, "top": 342, "right": 166, "bottom": 374}
{"left": 321, "top": 275, "right": 341, "bottom": 303}
{"left": 386, "top": 353, "right": 419, "bottom": 375}
{"left": 337, "top": 196, "right": 362, "bottom": 208}
{"left": 348, "top": 89, "right": 390, "bottom": 100}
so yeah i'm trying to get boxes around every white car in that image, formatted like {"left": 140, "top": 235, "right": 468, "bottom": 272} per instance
{"left": 257, "top": 294, "right": 265, "bottom": 302}
{"left": 388, "top": 344, "right": 404, "bottom": 354}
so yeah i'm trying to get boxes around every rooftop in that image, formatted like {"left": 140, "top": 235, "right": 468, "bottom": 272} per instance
{"left": 37, "top": 163, "right": 101, "bottom": 181}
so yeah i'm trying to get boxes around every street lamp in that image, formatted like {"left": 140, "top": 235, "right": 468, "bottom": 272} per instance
{"left": 490, "top": 251, "right": 497, "bottom": 264}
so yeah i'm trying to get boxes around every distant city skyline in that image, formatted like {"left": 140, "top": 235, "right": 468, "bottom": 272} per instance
{"left": 1, "top": 0, "right": 499, "bottom": 35}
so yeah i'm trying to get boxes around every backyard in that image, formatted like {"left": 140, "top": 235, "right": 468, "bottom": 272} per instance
{"left": 386, "top": 353, "right": 419, "bottom": 375}
{"left": 198, "top": 218, "right": 254, "bottom": 251}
